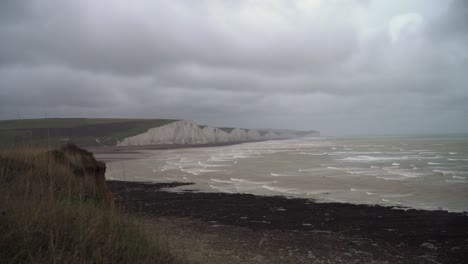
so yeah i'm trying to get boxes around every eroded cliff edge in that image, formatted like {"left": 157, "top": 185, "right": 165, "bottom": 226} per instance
{"left": 117, "top": 120, "right": 319, "bottom": 146}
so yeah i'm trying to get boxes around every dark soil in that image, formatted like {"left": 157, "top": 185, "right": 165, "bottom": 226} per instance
{"left": 108, "top": 180, "right": 468, "bottom": 264}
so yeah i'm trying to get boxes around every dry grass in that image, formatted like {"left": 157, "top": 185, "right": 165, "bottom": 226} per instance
{"left": 0, "top": 146, "right": 189, "bottom": 264}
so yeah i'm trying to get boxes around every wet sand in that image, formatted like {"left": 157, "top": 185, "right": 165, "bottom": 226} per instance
{"left": 108, "top": 180, "right": 468, "bottom": 264}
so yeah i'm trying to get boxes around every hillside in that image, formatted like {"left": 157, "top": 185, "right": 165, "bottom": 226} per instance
{"left": 0, "top": 118, "right": 319, "bottom": 147}
{"left": 0, "top": 145, "right": 188, "bottom": 263}
{"left": 0, "top": 118, "right": 178, "bottom": 147}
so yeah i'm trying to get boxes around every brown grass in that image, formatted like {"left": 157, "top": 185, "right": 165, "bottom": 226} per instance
{"left": 0, "top": 146, "right": 190, "bottom": 264}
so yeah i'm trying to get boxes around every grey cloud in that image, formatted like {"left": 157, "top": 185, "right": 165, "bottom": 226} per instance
{"left": 428, "top": 0, "right": 468, "bottom": 40}
{"left": 0, "top": 0, "right": 359, "bottom": 75}
{"left": 0, "top": 0, "right": 467, "bottom": 135}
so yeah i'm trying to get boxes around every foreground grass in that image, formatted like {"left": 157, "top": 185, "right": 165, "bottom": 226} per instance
{"left": 0, "top": 146, "right": 188, "bottom": 264}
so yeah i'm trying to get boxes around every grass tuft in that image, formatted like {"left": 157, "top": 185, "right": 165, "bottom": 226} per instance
{"left": 0, "top": 146, "right": 189, "bottom": 264}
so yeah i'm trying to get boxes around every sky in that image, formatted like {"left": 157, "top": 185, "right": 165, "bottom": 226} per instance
{"left": 0, "top": 0, "right": 467, "bottom": 136}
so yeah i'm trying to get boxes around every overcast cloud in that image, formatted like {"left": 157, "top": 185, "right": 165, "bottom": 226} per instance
{"left": 0, "top": 0, "right": 467, "bottom": 136}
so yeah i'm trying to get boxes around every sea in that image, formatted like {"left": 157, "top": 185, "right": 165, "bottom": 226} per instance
{"left": 106, "top": 136, "right": 468, "bottom": 212}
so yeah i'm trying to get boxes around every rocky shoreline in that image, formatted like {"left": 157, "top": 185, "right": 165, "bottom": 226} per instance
{"left": 107, "top": 180, "right": 468, "bottom": 264}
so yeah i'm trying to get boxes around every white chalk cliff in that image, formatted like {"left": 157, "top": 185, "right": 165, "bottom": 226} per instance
{"left": 117, "top": 120, "right": 319, "bottom": 146}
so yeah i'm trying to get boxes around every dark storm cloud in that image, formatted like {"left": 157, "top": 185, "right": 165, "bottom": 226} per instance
{"left": 428, "top": 0, "right": 468, "bottom": 40}
{"left": 0, "top": 0, "right": 467, "bottom": 135}
{"left": 0, "top": 0, "right": 359, "bottom": 75}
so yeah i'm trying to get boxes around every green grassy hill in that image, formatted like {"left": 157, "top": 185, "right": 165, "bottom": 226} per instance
{"left": 0, "top": 118, "right": 178, "bottom": 147}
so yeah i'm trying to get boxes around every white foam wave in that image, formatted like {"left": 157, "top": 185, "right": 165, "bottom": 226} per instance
{"left": 233, "top": 155, "right": 258, "bottom": 159}
{"left": 208, "top": 156, "right": 235, "bottom": 162}
{"left": 179, "top": 168, "right": 200, "bottom": 175}
{"left": 298, "top": 168, "right": 327, "bottom": 172}
{"left": 448, "top": 158, "right": 468, "bottom": 161}
{"left": 433, "top": 169, "right": 468, "bottom": 176}
{"left": 381, "top": 193, "right": 413, "bottom": 198}
{"left": 300, "top": 152, "right": 328, "bottom": 156}
{"left": 210, "top": 178, "right": 232, "bottom": 184}
{"left": 392, "top": 163, "right": 400, "bottom": 166}
{"left": 200, "top": 169, "right": 225, "bottom": 173}
{"left": 331, "top": 151, "right": 383, "bottom": 155}
{"left": 270, "top": 172, "right": 298, "bottom": 177}
{"left": 339, "top": 155, "right": 408, "bottom": 162}
{"left": 346, "top": 170, "right": 381, "bottom": 176}
{"left": 198, "top": 161, "right": 231, "bottom": 168}
{"left": 262, "top": 185, "right": 297, "bottom": 194}
{"left": 418, "top": 152, "right": 437, "bottom": 155}
{"left": 376, "top": 176, "right": 405, "bottom": 181}
{"left": 230, "top": 178, "right": 278, "bottom": 185}
{"left": 327, "top": 166, "right": 344, "bottom": 170}
{"left": 453, "top": 176, "right": 467, "bottom": 180}
{"left": 386, "top": 169, "right": 425, "bottom": 178}
{"left": 449, "top": 152, "right": 458, "bottom": 155}
{"left": 445, "top": 179, "right": 468, "bottom": 184}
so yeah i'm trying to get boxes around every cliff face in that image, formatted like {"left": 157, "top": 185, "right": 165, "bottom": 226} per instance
{"left": 117, "top": 120, "right": 319, "bottom": 146}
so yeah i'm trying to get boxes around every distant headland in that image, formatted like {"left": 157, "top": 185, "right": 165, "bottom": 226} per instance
{"left": 0, "top": 118, "right": 319, "bottom": 147}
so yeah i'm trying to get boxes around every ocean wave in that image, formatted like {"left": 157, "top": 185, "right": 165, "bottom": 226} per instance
{"left": 298, "top": 168, "right": 327, "bottom": 172}
{"left": 433, "top": 169, "right": 468, "bottom": 176}
{"left": 376, "top": 176, "right": 405, "bottom": 181}
{"left": 386, "top": 169, "right": 425, "bottom": 178}
{"left": 327, "top": 166, "right": 345, "bottom": 170}
{"left": 270, "top": 172, "right": 298, "bottom": 177}
{"left": 230, "top": 178, "right": 278, "bottom": 185}
{"left": 448, "top": 158, "right": 468, "bottom": 161}
{"left": 339, "top": 155, "right": 408, "bottom": 162}
{"left": 418, "top": 152, "right": 437, "bottom": 155}
{"left": 233, "top": 154, "right": 260, "bottom": 159}
{"left": 331, "top": 151, "right": 383, "bottom": 155}
{"left": 261, "top": 185, "right": 297, "bottom": 194}
{"left": 381, "top": 193, "right": 413, "bottom": 198}
{"left": 346, "top": 170, "right": 381, "bottom": 176}
{"left": 179, "top": 168, "right": 200, "bottom": 175}
{"left": 198, "top": 161, "right": 231, "bottom": 168}
{"left": 445, "top": 179, "right": 468, "bottom": 184}
{"left": 411, "top": 155, "right": 444, "bottom": 160}
{"left": 210, "top": 178, "right": 232, "bottom": 184}
{"left": 199, "top": 169, "right": 226, "bottom": 173}
{"left": 299, "top": 152, "right": 328, "bottom": 156}
{"left": 161, "top": 164, "right": 183, "bottom": 171}
{"left": 208, "top": 156, "right": 235, "bottom": 162}
{"left": 166, "top": 161, "right": 197, "bottom": 166}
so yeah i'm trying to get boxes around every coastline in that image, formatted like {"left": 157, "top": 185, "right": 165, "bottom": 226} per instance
{"left": 87, "top": 140, "right": 269, "bottom": 162}
{"left": 108, "top": 180, "right": 468, "bottom": 264}
{"left": 91, "top": 142, "right": 468, "bottom": 262}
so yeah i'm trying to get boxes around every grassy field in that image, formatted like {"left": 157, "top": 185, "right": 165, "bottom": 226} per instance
{"left": 0, "top": 118, "right": 178, "bottom": 147}
{"left": 0, "top": 146, "right": 189, "bottom": 264}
